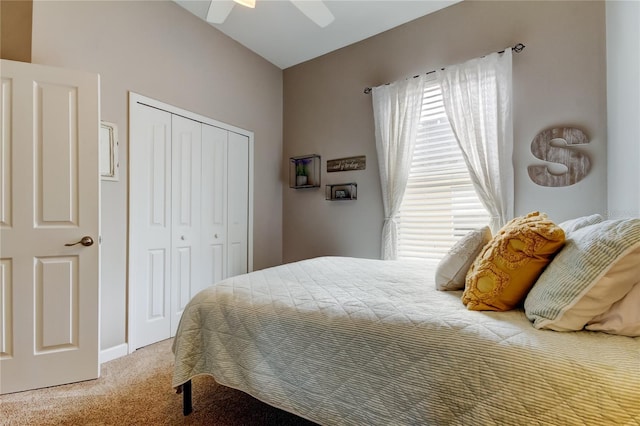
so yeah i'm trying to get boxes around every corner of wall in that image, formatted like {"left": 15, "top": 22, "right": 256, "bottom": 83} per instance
{"left": 605, "top": 0, "right": 640, "bottom": 218}
{"left": 0, "top": 0, "right": 33, "bottom": 62}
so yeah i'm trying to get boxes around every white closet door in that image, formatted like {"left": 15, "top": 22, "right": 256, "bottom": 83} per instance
{"left": 129, "top": 93, "right": 253, "bottom": 351}
{"left": 129, "top": 104, "right": 172, "bottom": 349}
{"left": 201, "top": 125, "right": 228, "bottom": 288}
{"left": 227, "top": 132, "right": 249, "bottom": 277}
{"left": 170, "top": 116, "right": 202, "bottom": 336}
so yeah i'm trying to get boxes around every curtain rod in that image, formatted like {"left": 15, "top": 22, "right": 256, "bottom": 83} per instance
{"left": 363, "top": 43, "right": 525, "bottom": 94}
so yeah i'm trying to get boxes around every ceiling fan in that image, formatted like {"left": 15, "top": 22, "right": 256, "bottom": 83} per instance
{"left": 206, "top": 0, "right": 335, "bottom": 28}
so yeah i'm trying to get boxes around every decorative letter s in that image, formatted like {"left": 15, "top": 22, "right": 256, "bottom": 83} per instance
{"left": 528, "top": 127, "right": 591, "bottom": 187}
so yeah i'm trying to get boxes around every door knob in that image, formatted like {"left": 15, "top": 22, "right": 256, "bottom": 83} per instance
{"left": 65, "top": 236, "right": 94, "bottom": 247}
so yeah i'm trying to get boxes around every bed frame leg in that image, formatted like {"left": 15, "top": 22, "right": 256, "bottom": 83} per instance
{"left": 182, "top": 380, "right": 193, "bottom": 416}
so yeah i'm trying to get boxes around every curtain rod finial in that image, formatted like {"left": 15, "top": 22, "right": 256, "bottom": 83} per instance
{"left": 364, "top": 87, "right": 372, "bottom": 94}
{"left": 513, "top": 43, "right": 525, "bottom": 53}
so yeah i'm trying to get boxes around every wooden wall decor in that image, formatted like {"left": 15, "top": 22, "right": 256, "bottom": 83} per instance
{"left": 528, "top": 127, "right": 591, "bottom": 187}
{"left": 327, "top": 156, "right": 366, "bottom": 172}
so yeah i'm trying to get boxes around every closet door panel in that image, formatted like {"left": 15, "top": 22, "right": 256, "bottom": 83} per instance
{"left": 170, "top": 115, "right": 201, "bottom": 336}
{"left": 227, "top": 132, "right": 249, "bottom": 277}
{"left": 129, "top": 104, "right": 172, "bottom": 349}
{"left": 176, "top": 247, "right": 191, "bottom": 311}
{"left": 201, "top": 125, "right": 228, "bottom": 286}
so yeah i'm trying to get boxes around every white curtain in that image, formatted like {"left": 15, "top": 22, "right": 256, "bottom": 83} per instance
{"left": 437, "top": 49, "right": 514, "bottom": 233}
{"left": 372, "top": 76, "right": 426, "bottom": 260}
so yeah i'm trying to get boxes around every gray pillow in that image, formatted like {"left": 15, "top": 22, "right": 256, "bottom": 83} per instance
{"left": 524, "top": 218, "right": 640, "bottom": 331}
{"left": 435, "top": 226, "right": 491, "bottom": 291}
{"left": 558, "top": 213, "right": 603, "bottom": 234}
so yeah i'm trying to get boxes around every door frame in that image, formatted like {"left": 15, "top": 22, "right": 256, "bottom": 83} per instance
{"left": 127, "top": 92, "right": 254, "bottom": 353}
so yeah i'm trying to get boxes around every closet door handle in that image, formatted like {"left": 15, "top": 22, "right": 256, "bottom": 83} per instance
{"left": 65, "top": 236, "right": 94, "bottom": 247}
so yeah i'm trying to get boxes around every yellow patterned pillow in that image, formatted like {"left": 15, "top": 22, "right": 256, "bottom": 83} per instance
{"left": 463, "top": 212, "right": 565, "bottom": 311}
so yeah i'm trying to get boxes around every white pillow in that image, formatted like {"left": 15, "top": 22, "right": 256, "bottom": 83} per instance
{"left": 524, "top": 218, "right": 640, "bottom": 331}
{"left": 435, "top": 226, "right": 491, "bottom": 291}
{"left": 586, "top": 281, "right": 640, "bottom": 337}
{"left": 558, "top": 213, "right": 603, "bottom": 234}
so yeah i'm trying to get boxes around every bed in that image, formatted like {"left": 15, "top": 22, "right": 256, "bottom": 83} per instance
{"left": 172, "top": 255, "right": 640, "bottom": 425}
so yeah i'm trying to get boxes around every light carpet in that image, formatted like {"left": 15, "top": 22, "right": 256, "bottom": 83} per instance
{"left": 0, "top": 338, "right": 317, "bottom": 425}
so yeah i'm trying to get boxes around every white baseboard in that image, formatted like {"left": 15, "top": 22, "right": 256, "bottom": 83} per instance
{"left": 100, "top": 343, "right": 129, "bottom": 364}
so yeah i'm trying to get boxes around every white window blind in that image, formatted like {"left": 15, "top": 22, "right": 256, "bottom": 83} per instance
{"left": 397, "top": 78, "right": 490, "bottom": 262}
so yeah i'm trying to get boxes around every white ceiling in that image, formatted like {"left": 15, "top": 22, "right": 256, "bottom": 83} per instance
{"left": 173, "top": 0, "right": 461, "bottom": 69}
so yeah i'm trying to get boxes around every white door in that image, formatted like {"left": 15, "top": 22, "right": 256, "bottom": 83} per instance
{"left": 129, "top": 106, "right": 204, "bottom": 347}
{"left": 0, "top": 60, "right": 100, "bottom": 394}
{"left": 228, "top": 132, "right": 249, "bottom": 276}
{"left": 129, "top": 104, "right": 172, "bottom": 349}
{"left": 170, "top": 115, "right": 201, "bottom": 336}
{"left": 201, "top": 124, "right": 228, "bottom": 288}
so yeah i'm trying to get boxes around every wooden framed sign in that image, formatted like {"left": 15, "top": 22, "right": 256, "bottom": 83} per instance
{"left": 327, "top": 156, "right": 366, "bottom": 172}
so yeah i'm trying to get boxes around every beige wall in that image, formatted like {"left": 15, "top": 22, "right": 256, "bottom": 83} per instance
{"left": 606, "top": 0, "right": 640, "bottom": 218}
{"left": 0, "top": 0, "right": 32, "bottom": 62}
{"left": 31, "top": 0, "right": 283, "bottom": 351}
{"left": 283, "top": 0, "right": 607, "bottom": 263}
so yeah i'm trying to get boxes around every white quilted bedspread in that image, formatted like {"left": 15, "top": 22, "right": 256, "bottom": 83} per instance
{"left": 172, "top": 257, "right": 640, "bottom": 425}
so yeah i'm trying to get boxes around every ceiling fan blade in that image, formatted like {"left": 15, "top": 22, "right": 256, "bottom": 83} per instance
{"left": 290, "top": 0, "right": 335, "bottom": 28}
{"left": 206, "top": 0, "right": 236, "bottom": 24}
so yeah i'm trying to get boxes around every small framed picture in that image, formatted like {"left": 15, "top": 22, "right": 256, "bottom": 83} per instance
{"left": 326, "top": 183, "right": 357, "bottom": 201}
{"left": 335, "top": 189, "right": 348, "bottom": 199}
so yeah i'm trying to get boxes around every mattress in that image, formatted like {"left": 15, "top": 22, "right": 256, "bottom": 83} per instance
{"left": 172, "top": 256, "right": 640, "bottom": 425}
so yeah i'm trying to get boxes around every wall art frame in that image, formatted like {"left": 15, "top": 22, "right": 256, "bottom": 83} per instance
{"left": 327, "top": 156, "right": 366, "bottom": 173}
{"left": 100, "top": 121, "right": 119, "bottom": 181}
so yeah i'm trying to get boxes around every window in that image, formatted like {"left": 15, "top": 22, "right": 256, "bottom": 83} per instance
{"left": 397, "top": 77, "right": 490, "bottom": 262}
